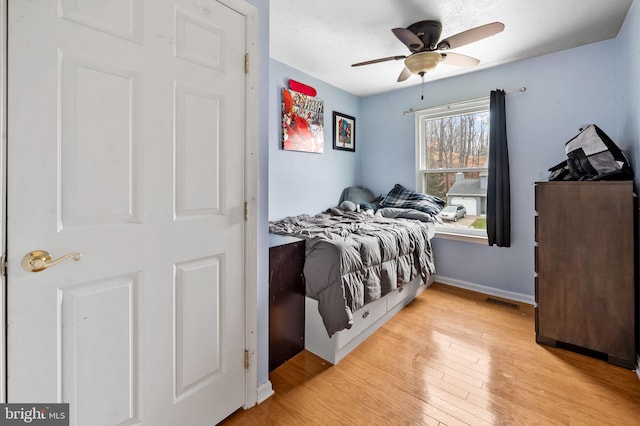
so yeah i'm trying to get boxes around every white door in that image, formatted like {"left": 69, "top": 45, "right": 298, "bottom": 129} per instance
{"left": 7, "top": 0, "right": 248, "bottom": 424}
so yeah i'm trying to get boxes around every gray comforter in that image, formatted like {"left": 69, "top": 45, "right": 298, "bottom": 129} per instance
{"left": 269, "top": 209, "right": 436, "bottom": 335}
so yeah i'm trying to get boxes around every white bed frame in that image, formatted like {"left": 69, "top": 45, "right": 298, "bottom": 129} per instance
{"left": 304, "top": 274, "right": 432, "bottom": 364}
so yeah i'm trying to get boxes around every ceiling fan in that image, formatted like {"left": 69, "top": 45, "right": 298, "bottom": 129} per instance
{"left": 352, "top": 20, "right": 505, "bottom": 82}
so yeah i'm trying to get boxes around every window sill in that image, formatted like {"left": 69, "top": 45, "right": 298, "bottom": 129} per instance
{"left": 434, "top": 229, "right": 488, "bottom": 245}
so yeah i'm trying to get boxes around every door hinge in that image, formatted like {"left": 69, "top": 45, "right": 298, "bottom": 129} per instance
{"left": 244, "top": 349, "right": 249, "bottom": 369}
{"left": 1, "top": 253, "right": 6, "bottom": 277}
{"left": 244, "top": 201, "right": 248, "bottom": 221}
{"left": 244, "top": 53, "right": 249, "bottom": 74}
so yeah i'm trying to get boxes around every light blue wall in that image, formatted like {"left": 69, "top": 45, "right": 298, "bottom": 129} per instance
{"left": 617, "top": 0, "right": 640, "bottom": 190}
{"left": 269, "top": 59, "right": 361, "bottom": 220}
{"left": 359, "top": 39, "right": 619, "bottom": 299}
{"left": 615, "top": 0, "right": 640, "bottom": 358}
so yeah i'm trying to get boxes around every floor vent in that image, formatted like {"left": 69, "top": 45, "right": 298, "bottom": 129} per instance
{"left": 486, "top": 297, "right": 519, "bottom": 309}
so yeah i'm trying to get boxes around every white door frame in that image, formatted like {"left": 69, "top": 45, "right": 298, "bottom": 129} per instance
{"left": 0, "top": 0, "right": 260, "bottom": 409}
{"left": 226, "top": 0, "right": 260, "bottom": 409}
{"left": 0, "top": 0, "right": 7, "bottom": 405}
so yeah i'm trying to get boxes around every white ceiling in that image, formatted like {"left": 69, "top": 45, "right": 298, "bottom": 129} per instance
{"left": 270, "top": 0, "right": 634, "bottom": 97}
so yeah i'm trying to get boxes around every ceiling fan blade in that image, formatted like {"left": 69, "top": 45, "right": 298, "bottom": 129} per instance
{"left": 437, "top": 21, "right": 505, "bottom": 50}
{"left": 441, "top": 52, "right": 480, "bottom": 67}
{"left": 351, "top": 55, "right": 406, "bottom": 67}
{"left": 397, "top": 67, "right": 412, "bottom": 82}
{"left": 392, "top": 28, "right": 424, "bottom": 51}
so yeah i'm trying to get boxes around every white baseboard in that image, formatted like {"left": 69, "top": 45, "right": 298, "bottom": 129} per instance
{"left": 433, "top": 275, "right": 535, "bottom": 306}
{"left": 256, "top": 380, "right": 275, "bottom": 404}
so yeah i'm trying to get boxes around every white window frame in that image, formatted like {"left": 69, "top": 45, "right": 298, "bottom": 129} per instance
{"left": 415, "top": 96, "right": 490, "bottom": 243}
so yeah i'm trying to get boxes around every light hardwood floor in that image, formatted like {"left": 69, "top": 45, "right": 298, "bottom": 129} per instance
{"left": 223, "top": 283, "right": 640, "bottom": 425}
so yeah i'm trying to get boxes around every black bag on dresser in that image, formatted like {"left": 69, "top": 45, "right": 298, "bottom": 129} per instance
{"left": 548, "top": 124, "right": 633, "bottom": 181}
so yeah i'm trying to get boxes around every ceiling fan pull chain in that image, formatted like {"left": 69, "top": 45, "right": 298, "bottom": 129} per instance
{"left": 421, "top": 74, "right": 425, "bottom": 100}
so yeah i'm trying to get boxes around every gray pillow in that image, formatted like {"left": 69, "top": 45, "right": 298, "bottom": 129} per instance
{"left": 340, "top": 200, "right": 357, "bottom": 211}
{"left": 378, "top": 207, "right": 436, "bottom": 222}
{"left": 338, "top": 186, "right": 376, "bottom": 205}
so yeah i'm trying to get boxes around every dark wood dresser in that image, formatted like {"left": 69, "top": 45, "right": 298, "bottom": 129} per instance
{"left": 534, "top": 181, "right": 637, "bottom": 368}
{"left": 268, "top": 238, "right": 306, "bottom": 371}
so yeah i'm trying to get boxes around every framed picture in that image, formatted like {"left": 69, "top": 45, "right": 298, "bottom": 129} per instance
{"left": 281, "top": 88, "right": 324, "bottom": 153}
{"left": 332, "top": 111, "right": 355, "bottom": 152}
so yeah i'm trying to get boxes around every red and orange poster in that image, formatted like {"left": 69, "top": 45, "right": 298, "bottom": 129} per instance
{"left": 282, "top": 88, "right": 324, "bottom": 153}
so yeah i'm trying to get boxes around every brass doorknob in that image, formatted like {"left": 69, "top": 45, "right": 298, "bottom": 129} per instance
{"left": 21, "top": 250, "right": 82, "bottom": 272}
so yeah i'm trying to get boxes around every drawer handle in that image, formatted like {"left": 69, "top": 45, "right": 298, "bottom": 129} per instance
{"left": 362, "top": 310, "right": 370, "bottom": 319}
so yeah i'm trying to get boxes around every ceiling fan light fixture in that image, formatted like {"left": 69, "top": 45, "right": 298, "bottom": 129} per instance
{"left": 404, "top": 51, "right": 442, "bottom": 75}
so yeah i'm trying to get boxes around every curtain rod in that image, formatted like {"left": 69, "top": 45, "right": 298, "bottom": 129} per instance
{"left": 403, "top": 86, "right": 527, "bottom": 116}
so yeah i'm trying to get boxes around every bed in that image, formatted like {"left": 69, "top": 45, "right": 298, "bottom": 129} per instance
{"left": 269, "top": 184, "right": 444, "bottom": 362}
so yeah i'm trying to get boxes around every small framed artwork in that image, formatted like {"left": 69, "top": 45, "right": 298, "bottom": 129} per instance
{"left": 332, "top": 111, "right": 355, "bottom": 152}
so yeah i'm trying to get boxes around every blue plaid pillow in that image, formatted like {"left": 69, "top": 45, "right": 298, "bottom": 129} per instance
{"left": 379, "top": 184, "right": 445, "bottom": 216}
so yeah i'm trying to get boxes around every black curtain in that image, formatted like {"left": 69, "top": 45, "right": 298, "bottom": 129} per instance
{"left": 487, "top": 89, "right": 511, "bottom": 247}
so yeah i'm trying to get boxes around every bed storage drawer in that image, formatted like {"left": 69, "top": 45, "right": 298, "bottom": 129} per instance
{"left": 386, "top": 278, "right": 420, "bottom": 310}
{"left": 305, "top": 275, "right": 429, "bottom": 364}
{"left": 335, "top": 297, "right": 387, "bottom": 350}
{"left": 305, "top": 295, "right": 387, "bottom": 364}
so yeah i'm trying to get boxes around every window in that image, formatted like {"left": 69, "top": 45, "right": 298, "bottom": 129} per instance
{"left": 415, "top": 97, "right": 490, "bottom": 241}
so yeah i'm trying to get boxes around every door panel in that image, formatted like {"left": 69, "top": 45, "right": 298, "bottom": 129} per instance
{"left": 60, "top": 53, "right": 142, "bottom": 226}
{"left": 174, "top": 256, "right": 222, "bottom": 401}
{"left": 59, "top": 0, "right": 143, "bottom": 43}
{"left": 61, "top": 274, "right": 141, "bottom": 425}
{"left": 174, "top": 84, "right": 222, "bottom": 216}
{"left": 7, "top": 0, "right": 247, "bottom": 424}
